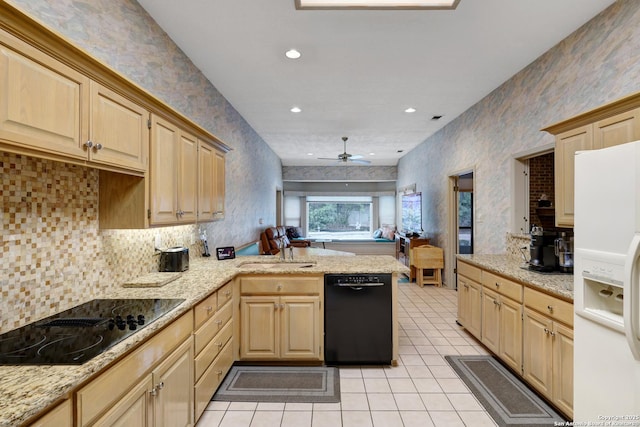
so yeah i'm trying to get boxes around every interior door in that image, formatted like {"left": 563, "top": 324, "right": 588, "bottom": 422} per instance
{"left": 457, "top": 173, "right": 474, "bottom": 255}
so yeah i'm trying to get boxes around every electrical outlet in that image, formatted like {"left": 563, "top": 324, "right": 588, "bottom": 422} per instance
{"left": 154, "top": 234, "right": 162, "bottom": 250}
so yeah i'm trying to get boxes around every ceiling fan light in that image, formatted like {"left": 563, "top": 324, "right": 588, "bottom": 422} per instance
{"left": 290, "top": 107, "right": 302, "bottom": 113}
{"left": 404, "top": 107, "right": 416, "bottom": 113}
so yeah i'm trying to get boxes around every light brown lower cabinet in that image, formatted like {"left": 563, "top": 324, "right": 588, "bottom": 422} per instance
{"left": 456, "top": 260, "right": 574, "bottom": 418}
{"left": 29, "top": 399, "right": 72, "bottom": 427}
{"left": 238, "top": 275, "right": 323, "bottom": 361}
{"left": 193, "top": 283, "right": 234, "bottom": 421}
{"left": 457, "top": 271, "right": 482, "bottom": 339}
{"left": 481, "top": 287, "right": 522, "bottom": 374}
{"left": 523, "top": 308, "right": 574, "bottom": 419}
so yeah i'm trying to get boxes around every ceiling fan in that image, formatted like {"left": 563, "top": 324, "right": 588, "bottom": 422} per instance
{"left": 318, "top": 136, "right": 371, "bottom": 165}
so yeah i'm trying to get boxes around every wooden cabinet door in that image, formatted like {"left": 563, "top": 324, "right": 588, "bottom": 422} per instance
{"left": 150, "top": 115, "right": 178, "bottom": 225}
{"left": 594, "top": 108, "right": 640, "bottom": 149}
{"left": 240, "top": 296, "right": 279, "bottom": 359}
{"left": 281, "top": 296, "right": 321, "bottom": 359}
{"left": 89, "top": 81, "right": 148, "bottom": 172}
{"left": 214, "top": 149, "right": 225, "bottom": 219}
{"left": 481, "top": 287, "right": 500, "bottom": 354}
{"left": 457, "top": 276, "right": 482, "bottom": 339}
{"left": 523, "top": 308, "right": 553, "bottom": 399}
{"left": 499, "top": 297, "right": 523, "bottom": 374}
{"left": 93, "top": 377, "right": 153, "bottom": 427}
{"left": 31, "top": 400, "right": 73, "bottom": 427}
{"left": 0, "top": 35, "right": 88, "bottom": 159}
{"left": 554, "top": 124, "right": 593, "bottom": 227}
{"left": 553, "top": 322, "right": 574, "bottom": 419}
{"left": 198, "top": 141, "right": 215, "bottom": 220}
{"left": 152, "top": 338, "right": 194, "bottom": 427}
{"left": 177, "top": 131, "right": 198, "bottom": 223}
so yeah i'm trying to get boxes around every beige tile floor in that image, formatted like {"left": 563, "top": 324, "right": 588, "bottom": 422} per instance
{"left": 196, "top": 282, "right": 497, "bottom": 427}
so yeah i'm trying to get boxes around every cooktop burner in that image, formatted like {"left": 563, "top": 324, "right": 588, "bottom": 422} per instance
{"left": 0, "top": 298, "right": 184, "bottom": 365}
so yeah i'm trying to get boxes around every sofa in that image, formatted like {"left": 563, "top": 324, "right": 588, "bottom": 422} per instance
{"left": 260, "top": 226, "right": 311, "bottom": 255}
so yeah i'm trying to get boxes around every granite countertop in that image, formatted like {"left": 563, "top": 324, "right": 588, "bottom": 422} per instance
{"left": 1, "top": 253, "right": 408, "bottom": 427}
{"left": 456, "top": 254, "right": 574, "bottom": 301}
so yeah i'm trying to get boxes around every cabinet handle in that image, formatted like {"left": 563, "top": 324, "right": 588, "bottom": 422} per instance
{"left": 276, "top": 284, "right": 283, "bottom": 291}
{"left": 224, "top": 290, "right": 231, "bottom": 297}
{"left": 216, "top": 370, "right": 223, "bottom": 376}
{"left": 217, "top": 341, "right": 223, "bottom": 348}
{"left": 547, "top": 305, "right": 554, "bottom": 313}
{"left": 206, "top": 305, "right": 213, "bottom": 314}
{"left": 549, "top": 331, "right": 556, "bottom": 337}
{"left": 157, "top": 381, "right": 164, "bottom": 390}
{"left": 495, "top": 282, "right": 500, "bottom": 288}
{"left": 216, "top": 319, "right": 223, "bottom": 325}
{"left": 94, "top": 142, "right": 103, "bottom": 151}
{"left": 493, "top": 300, "right": 501, "bottom": 307}
{"left": 463, "top": 284, "right": 469, "bottom": 289}
{"left": 84, "top": 140, "right": 93, "bottom": 149}
{"left": 150, "top": 387, "right": 158, "bottom": 396}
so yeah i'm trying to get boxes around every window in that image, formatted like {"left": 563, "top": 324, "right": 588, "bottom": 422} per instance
{"left": 307, "top": 196, "right": 372, "bottom": 239}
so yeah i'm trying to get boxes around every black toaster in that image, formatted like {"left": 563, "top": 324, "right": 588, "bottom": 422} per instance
{"left": 159, "top": 247, "right": 189, "bottom": 272}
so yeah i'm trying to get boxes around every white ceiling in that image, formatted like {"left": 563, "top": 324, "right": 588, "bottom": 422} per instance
{"left": 137, "top": 0, "right": 614, "bottom": 166}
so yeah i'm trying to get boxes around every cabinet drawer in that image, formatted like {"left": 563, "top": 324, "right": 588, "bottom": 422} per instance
{"left": 31, "top": 399, "right": 72, "bottom": 427}
{"left": 524, "top": 287, "right": 573, "bottom": 327}
{"left": 195, "top": 300, "right": 232, "bottom": 355}
{"left": 240, "top": 276, "right": 321, "bottom": 294}
{"left": 482, "top": 271, "right": 523, "bottom": 303}
{"left": 76, "top": 311, "right": 192, "bottom": 426}
{"left": 194, "top": 291, "right": 218, "bottom": 330}
{"left": 195, "top": 339, "right": 233, "bottom": 420}
{"left": 457, "top": 261, "right": 481, "bottom": 283}
{"left": 217, "top": 281, "right": 233, "bottom": 310}
{"left": 195, "top": 319, "right": 233, "bottom": 380}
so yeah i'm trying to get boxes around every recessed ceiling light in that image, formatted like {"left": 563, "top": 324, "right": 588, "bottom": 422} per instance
{"left": 290, "top": 107, "right": 302, "bottom": 113}
{"left": 405, "top": 107, "right": 416, "bottom": 113}
{"left": 307, "top": 152, "right": 314, "bottom": 156}
{"left": 296, "top": 0, "right": 460, "bottom": 9}
{"left": 369, "top": 152, "right": 376, "bottom": 156}
{"left": 285, "top": 49, "right": 301, "bottom": 59}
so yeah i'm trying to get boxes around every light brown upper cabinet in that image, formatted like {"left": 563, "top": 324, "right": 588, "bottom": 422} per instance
{"left": 149, "top": 114, "right": 198, "bottom": 225}
{"left": 544, "top": 96, "right": 640, "bottom": 228}
{"left": 0, "top": 2, "right": 232, "bottom": 229}
{"left": 199, "top": 141, "right": 226, "bottom": 221}
{"left": 89, "top": 81, "right": 149, "bottom": 173}
{"left": 0, "top": 30, "right": 149, "bottom": 175}
{"left": 0, "top": 30, "right": 89, "bottom": 161}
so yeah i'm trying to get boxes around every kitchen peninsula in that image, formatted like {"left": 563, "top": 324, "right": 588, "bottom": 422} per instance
{"left": 0, "top": 251, "right": 408, "bottom": 427}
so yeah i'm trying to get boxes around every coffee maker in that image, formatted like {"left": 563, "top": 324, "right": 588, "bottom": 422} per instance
{"left": 554, "top": 231, "right": 574, "bottom": 273}
{"left": 529, "top": 225, "right": 558, "bottom": 272}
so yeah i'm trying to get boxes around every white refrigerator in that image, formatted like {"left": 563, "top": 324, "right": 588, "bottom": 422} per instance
{"left": 574, "top": 141, "right": 640, "bottom": 422}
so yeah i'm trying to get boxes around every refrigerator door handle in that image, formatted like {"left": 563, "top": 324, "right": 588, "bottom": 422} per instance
{"left": 623, "top": 233, "right": 640, "bottom": 360}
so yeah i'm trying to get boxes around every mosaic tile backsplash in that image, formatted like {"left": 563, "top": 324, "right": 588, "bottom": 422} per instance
{"left": 0, "top": 152, "right": 207, "bottom": 332}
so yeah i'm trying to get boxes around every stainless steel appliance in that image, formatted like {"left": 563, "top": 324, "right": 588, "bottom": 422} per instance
{"left": 324, "top": 273, "right": 392, "bottom": 364}
{"left": 0, "top": 298, "right": 184, "bottom": 365}
{"left": 554, "top": 231, "right": 574, "bottom": 273}
{"left": 160, "top": 246, "right": 189, "bottom": 272}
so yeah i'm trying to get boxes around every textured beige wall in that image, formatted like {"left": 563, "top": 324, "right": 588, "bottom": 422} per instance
{"left": 398, "top": 0, "right": 640, "bottom": 255}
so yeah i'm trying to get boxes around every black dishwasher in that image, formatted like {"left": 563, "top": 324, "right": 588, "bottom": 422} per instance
{"left": 324, "top": 273, "right": 392, "bottom": 364}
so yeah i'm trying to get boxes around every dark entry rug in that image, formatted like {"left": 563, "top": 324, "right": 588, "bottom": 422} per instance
{"left": 445, "top": 355, "right": 566, "bottom": 427}
{"left": 212, "top": 366, "right": 340, "bottom": 403}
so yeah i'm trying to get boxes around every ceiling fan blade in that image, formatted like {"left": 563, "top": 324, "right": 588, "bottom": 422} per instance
{"left": 317, "top": 157, "right": 339, "bottom": 160}
{"left": 350, "top": 158, "right": 371, "bottom": 165}
{"left": 349, "top": 154, "right": 363, "bottom": 160}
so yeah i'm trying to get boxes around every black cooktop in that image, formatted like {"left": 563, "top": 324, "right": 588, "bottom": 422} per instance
{"left": 0, "top": 298, "right": 184, "bottom": 365}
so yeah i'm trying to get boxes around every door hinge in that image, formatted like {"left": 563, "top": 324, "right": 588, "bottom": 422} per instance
{"left": 147, "top": 118, "right": 152, "bottom": 129}
{"left": 147, "top": 209, "right": 151, "bottom": 219}
{"left": 453, "top": 267, "right": 457, "bottom": 274}
{"left": 453, "top": 185, "right": 459, "bottom": 192}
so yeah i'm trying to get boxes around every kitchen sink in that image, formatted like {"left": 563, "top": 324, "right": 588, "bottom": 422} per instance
{"left": 238, "top": 261, "right": 316, "bottom": 269}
